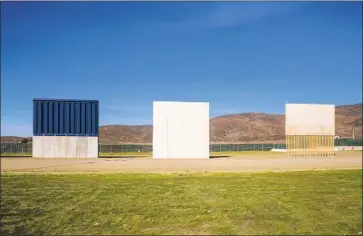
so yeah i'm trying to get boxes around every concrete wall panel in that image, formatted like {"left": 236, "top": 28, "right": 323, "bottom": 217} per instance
{"left": 65, "top": 136, "right": 77, "bottom": 158}
{"left": 87, "top": 137, "right": 99, "bottom": 158}
{"left": 285, "top": 103, "right": 335, "bottom": 135}
{"left": 32, "top": 136, "right": 44, "bottom": 158}
{"left": 167, "top": 104, "right": 184, "bottom": 158}
{"left": 33, "top": 136, "right": 98, "bottom": 158}
{"left": 43, "top": 136, "right": 55, "bottom": 158}
{"left": 54, "top": 136, "right": 67, "bottom": 157}
{"left": 152, "top": 102, "right": 169, "bottom": 158}
{"left": 182, "top": 102, "right": 210, "bottom": 158}
{"left": 153, "top": 101, "right": 210, "bottom": 159}
{"left": 76, "top": 137, "right": 88, "bottom": 158}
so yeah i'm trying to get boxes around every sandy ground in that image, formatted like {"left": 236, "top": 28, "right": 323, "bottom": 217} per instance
{"left": 1, "top": 152, "right": 362, "bottom": 173}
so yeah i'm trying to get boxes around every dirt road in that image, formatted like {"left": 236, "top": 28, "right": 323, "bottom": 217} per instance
{"left": 1, "top": 152, "right": 361, "bottom": 173}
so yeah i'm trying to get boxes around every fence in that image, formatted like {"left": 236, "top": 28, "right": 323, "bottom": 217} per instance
{"left": 1, "top": 139, "right": 362, "bottom": 156}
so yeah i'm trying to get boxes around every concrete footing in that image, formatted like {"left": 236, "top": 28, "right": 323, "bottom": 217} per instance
{"left": 32, "top": 136, "right": 99, "bottom": 158}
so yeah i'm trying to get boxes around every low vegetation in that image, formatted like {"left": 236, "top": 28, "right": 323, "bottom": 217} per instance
{"left": 1, "top": 170, "right": 362, "bottom": 235}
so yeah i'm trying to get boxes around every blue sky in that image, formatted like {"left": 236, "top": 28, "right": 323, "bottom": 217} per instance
{"left": 1, "top": 2, "right": 362, "bottom": 136}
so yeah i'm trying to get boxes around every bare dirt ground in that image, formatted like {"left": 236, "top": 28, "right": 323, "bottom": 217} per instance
{"left": 1, "top": 152, "right": 361, "bottom": 174}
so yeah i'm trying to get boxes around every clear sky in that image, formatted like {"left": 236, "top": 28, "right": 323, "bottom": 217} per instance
{"left": 1, "top": 2, "right": 362, "bottom": 136}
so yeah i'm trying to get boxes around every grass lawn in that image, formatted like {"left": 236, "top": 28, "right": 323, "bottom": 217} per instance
{"left": 1, "top": 170, "right": 362, "bottom": 235}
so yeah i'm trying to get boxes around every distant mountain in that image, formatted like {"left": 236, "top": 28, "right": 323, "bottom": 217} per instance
{"left": 1, "top": 103, "right": 361, "bottom": 144}
{"left": 0, "top": 136, "right": 33, "bottom": 143}
{"left": 98, "top": 103, "right": 362, "bottom": 144}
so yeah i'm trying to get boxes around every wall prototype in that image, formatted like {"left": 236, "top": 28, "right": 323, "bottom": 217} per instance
{"left": 32, "top": 99, "right": 99, "bottom": 158}
{"left": 153, "top": 101, "right": 210, "bottom": 159}
{"left": 285, "top": 103, "right": 335, "bottom": 157}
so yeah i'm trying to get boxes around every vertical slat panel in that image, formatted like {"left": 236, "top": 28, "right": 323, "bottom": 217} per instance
{"left": 81, "top": 102, "right": 86, "bottom": 135}
{"left": 95, "top": 102, "right": 99, "bottom": 136}
{"left": 86, "top": 103, "right": 92, "bottom": 135}
{"left": 37, "top": 102, "right": 42, "bottom": 134}
{"left": 77, "top": 102, "right": 81, "bottom": 135}
{"left": 91, "top": 103, "right": 96, "bottom": 136}
{"left": 79, "top": 102, "right": 83, "bottom": 135}
{"left": 74, "top": 103, "right": 77, "bottom": 135}
{"left": 67, "top": 102, "right": 71, "bottom": 135}
{"left": 43, "top": 102, "right": 48, "bottom": 135}
{"left": 48, "top": 102, "right": 53, "bottom": 134}
{"left": 59, "top": 102, "right": 64, "bottom": 135}
{"left": 75, "top": 102, "right": 78, "bottom": 135}
{"left": 64, "top": 103, "right": 70, "bottom": 135}
{"left": 33, "top": 101, "right": 36, "bottom": 135}
{"left": 70, "top": 103, "right": 75, "bottom": 135}
{"left": 54, "top": 102, "right": 59, "bottom": 135}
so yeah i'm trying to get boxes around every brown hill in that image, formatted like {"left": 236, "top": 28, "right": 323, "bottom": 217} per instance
{"left": 98, "top": 103, "right": 361, "bottom": 144}
{"left": 335, "top": 103, "right": 362, "bottom": 139}
{"left": 1, "top": 103, "right": 361, "bottom": 144}
{"left": 0, "top": 136, "right": 32, "bottom": 143}
{"left": 99, "top": 125, "right": 152, "bottom": 144}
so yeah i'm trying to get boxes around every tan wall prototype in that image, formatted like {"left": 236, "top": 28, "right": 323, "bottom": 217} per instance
{"left": 285, "top": 103, "right": 335, "bottom": 136}
{"left": 285, "top": 103, "right": 336, "bottom": 157}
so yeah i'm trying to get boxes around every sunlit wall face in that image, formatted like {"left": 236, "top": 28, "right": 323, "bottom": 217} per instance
{"left": 285, "top": 103, "right": 335, "bottom": 136}
{"left": 285, "top": 103, "right": 336, "bottom": 157}
{"left": 153, "top": 101, "right": 210, "bottom": 159}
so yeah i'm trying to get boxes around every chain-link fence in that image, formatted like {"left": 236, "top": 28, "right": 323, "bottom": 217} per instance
{"left": 1, "top": 139, "right": 362, "bottom": 156}
{"left": 1, "top": 143, "right": 32, "bottom": 156}
{"left": 335, "top": 139, "right": 363, "bottom": 146}
{"left": 99, "top": 144, "right": 153, "bottom": 153}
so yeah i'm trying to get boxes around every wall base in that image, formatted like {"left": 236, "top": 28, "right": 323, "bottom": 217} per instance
{"left": 32, "top": 136, "right": 99, "bottom": 158}
{"left": 285, "top": 135, "right": 335, "bottom": 157}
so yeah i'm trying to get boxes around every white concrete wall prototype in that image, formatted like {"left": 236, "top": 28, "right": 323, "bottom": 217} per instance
{"left": 32, "top": 136, "right": 98, "bottom": 158}
{"left": 65, "top": 137, "right": 77, "bottom": 158}
{"left": 153, "top": 103, "right": 169, "bottom": 159}
{"left": 32, "top": 136, "right": 44, "bottom": 158}
{"left": 285, "top": 103, "right": 335, "bottom": 135}
{"left": 54, "top": 136, "right": 67, "bottom": 157}
{"left": 76, "top": 137, "right": 88, "bottom": 157}
{"left": 43, "top": 136, "right": 55, "bottom": 158}
{"left": 87, "top": 137, "right": 99, "bottom": 158}
{"left": 153, "top": 101, "right": 210, "bottom": 159}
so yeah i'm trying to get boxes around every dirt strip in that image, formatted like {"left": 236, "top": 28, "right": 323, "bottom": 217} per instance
{"left": 1, "top": 152, "right": 361, "bottom": 173}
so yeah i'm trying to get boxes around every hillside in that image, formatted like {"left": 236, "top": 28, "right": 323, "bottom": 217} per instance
{"left": 1, "top": 103, "right": 361, "bottom": 144}
{"left": 98, "top": 103, "right": 362, "bottom": 144}
{"left": 0, "top": 136, "right": 32, "bottom": 143}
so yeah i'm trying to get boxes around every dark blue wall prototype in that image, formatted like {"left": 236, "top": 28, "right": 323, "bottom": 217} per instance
{"left": 33, "top": 99, "right": 99, "bottom": 136}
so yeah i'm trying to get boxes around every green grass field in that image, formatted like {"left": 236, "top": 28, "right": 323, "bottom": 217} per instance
{"left": 1, "top": 170, "right": 362, "bottom": 235}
